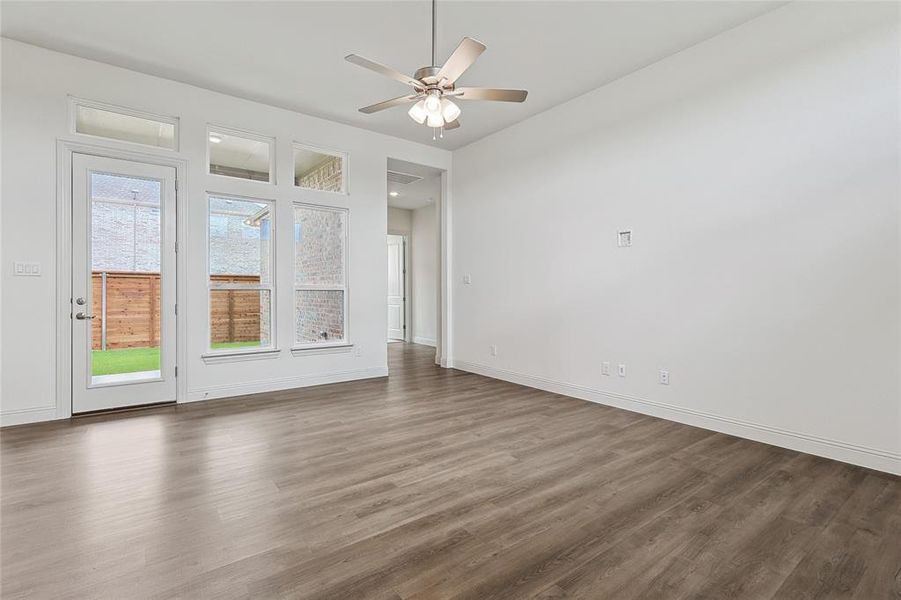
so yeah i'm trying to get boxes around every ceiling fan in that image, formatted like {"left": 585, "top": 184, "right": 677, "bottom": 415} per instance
{"left": 345, "top": 0, "right": 528, "bottom": 139}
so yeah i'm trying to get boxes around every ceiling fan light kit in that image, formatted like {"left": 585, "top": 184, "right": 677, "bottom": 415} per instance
{"left": 346, "top": 0, "right": 528, "bottom": 140}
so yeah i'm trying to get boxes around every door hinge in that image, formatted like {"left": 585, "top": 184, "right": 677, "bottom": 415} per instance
{"left": 175, "top": 179, "right": 179, "bottom": 191}
{"left": 174, "top": 241, "right": 179, "bottom": 252}
{"left": 175, "top": 366, "right": 178, "bottom": 377}
{"left": 174, "top": 304, "right": 178, "bottom": 315}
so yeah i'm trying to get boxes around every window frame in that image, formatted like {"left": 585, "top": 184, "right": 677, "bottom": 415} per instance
{"left": 204, "top": 192, "right": 278, "bottom": 357}
{"left": 293, "top": 142, "right": 349, "bottom": 195}
{"left": 69, "top": 96, "right": 180, "bottom": 151}
{"left": 292, "top": 201, "right": 350, "bottom": 351}
{"left": 207, "top": 124, "right": 277, "bottom": 185}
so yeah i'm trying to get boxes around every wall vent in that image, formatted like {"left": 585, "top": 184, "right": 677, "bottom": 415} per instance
{"left": 387, "top": 170, "right": 423, "bottom": 185}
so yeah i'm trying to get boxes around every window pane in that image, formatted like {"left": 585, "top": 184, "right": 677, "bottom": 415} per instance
{"left": 294, "top": 146, "right": 344, "bottom": 192}
{"left": 294, "top": 207, "right": 345, "bottom": 286}
{"left": 210, "top": 290, "right": 271, "bottom": 348}
{"left": 208, "top": 196, "right": 273, "bottom": 351}
{"left": 295, "top": 290, "right": 344, "bottom": 344}
{"left": 209, "top": 197, "right": 272, "bottom": 285}
{"left": 76, "top": 104, "right": 176, "bottom": 150}
{"left": 209, "top": 129, "right": 272, "bottom": 182}
{"left": 90, "top": 173, "right": 163, "bottom": 381}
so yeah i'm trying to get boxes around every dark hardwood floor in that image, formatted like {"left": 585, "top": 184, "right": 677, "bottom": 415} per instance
{"left": 2, "top": 343, "right": 899, "bottom": 599}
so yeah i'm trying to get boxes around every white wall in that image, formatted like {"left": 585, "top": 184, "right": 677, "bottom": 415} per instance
{"left": 451, "top": 2, "right": 900, "bottom": 473}
{"left": 412, "top": 203, "right": 438, "bottom": 346}
{"left": 387, "top": 207, "right": 412, "bottom": 234}
{"left": 0, "top": 39, "right": 451, "bottom": 425}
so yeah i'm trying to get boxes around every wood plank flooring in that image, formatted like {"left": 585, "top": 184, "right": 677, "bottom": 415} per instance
{"left": 2, "top": 343, "right": 899, "bottom": 599}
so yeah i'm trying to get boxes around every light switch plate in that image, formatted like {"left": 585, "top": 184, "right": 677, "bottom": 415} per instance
{"left": 463, "top": 274, "right": 472, "bottom": 284}
{"left": 14, "top": 262, "right": 41, "bottom": 276}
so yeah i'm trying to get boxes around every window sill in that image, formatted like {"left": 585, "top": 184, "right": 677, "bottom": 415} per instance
{"left": 201, "top": 348, "right": 281, "bottom": 364}
{"left": 291, "top": 343, "right": 353, "bottom": 357}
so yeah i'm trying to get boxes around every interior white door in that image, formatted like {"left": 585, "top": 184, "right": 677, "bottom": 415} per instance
{"left": 387, "top": 234, "right": 405, "bottom": 341}
{"left": 71, "top": 153, "right": 177, "bottom": 413}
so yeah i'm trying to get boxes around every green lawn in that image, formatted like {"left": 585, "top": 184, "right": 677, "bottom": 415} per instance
{"left": 92, "top": 341, "right": 261, "bottom": 376}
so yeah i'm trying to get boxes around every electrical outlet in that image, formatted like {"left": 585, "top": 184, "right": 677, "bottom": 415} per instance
{"left": 618, "top": 363, "right": 627, "bottom": 377}
{"left": 463, "top": 274, "right": 472, "bottom": 284}
{"left": 489, "top": 344, "right": 498, "bottom": 357}
{"left": 658, "top": 370, "right": 670, "bottom": 385}
{"left": 601, "top": 361, "right": 611, "bottom": 376}
{"left": 354, "top": 346, "right": 363, "bottom": 357}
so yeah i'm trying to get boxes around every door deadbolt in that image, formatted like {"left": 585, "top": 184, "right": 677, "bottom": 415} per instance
{"left": 75, "top": 297, "right": 86, "bottom": 305}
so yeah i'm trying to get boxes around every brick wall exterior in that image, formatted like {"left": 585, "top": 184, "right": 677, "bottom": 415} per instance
{"left": 296, "top": 155, "right": 343, "bottom": 192}
{"left": 294, "top": 290, "right": 344, "bottom": 343}
{"left": 91, "top": 202, "right": 162, "bottom": 271}
{"left": 294, "top": 206, "right": 346, "bottom": 343}
{"left": 92, "top": 202, "right": 264, "bottom": 275}
{"left": 294, "top": 208, "right": 345, "bottom": 285}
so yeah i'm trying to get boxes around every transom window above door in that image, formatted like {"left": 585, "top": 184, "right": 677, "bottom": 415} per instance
{"left": 71, "top": 97, "right": 178, "bottom": 150}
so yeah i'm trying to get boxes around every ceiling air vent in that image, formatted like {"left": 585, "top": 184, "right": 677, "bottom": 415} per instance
{"left": 387, "top": 170, "right": 423, "bottom": 185}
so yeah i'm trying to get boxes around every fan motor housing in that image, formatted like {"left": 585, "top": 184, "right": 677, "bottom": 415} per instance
{"left": 414, "top": 66, "right": 453, "bottom": 90}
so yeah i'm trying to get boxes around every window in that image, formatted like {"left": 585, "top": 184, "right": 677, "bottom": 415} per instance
{"left": 208, "top": 195, "right": 274, "bottom": 352}
{"left": 294, "top": 203, "right": 348, "bottom": 347}
{"left": 294, "top": 144, "right": 347, "bottom": 193}
{"left": 72, "top": 98, "right": 178, "bottom": 150}
{"left": 208, "top": 126, "right": 274, "bottom": 183}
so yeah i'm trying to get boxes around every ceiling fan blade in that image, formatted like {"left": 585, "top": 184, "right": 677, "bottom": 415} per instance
{"left": 444, "top": 119, "right": 460, "bottom": 130}
{"left": 454, "top": 87, "right": 528, "bottom": 102}
{"left": 345, "top": 54, "right": 423, "bottom": 88}
{"left": 359, "top": 94, "right": 421, "bottom": 114}
{"left": 436, "top": 37, "right": 486, "bottom": 84}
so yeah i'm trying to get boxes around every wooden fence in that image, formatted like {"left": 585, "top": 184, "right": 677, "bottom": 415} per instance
{"left": 91, "top": 271, "right": 261, "bottom": 350}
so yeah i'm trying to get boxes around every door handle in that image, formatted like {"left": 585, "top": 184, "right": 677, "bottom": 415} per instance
{"left": 75, "top": 312, "right": 95, "bottom": 320}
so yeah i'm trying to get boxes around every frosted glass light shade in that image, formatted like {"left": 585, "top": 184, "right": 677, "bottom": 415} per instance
{"left": 426, "top": 113, "right": 445, "bottom": 128}
{"left": 408, "top": 100, "right": 427, "bottom": 124}
{"left": 424, "top": 93, "right": 441, "bottom": 114}
{"left": 441, "top": 99, "right": 461, "bottom": 122}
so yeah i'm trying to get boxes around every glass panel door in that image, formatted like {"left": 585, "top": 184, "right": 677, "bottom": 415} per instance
{"left": 71, "top": 154, "right": 177, "bottom": 413}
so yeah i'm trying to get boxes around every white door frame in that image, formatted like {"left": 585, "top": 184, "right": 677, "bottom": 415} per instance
{"left": 55, "top": 139, "right": 188, "bottom": 418}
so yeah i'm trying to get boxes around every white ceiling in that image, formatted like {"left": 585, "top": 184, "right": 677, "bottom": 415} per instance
{"left": 0, "top": 1, "right": 784, "bottom": 150}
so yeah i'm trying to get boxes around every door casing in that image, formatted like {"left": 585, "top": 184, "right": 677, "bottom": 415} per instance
{"left": 55, "top": 139, "right": 188, "bottom": 418}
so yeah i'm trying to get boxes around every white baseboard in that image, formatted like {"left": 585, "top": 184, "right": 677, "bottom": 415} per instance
{"left": 0, "top": 406, "right": 61, "bottom": 427}
{"left": 451, "top": 359, "right": 901, "bottom": 476}
{"left": 185, "top": 366, "right": 389, "bottom": 403}
{"left": 413, "top": 336, "right": 437, "bottom": 347}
